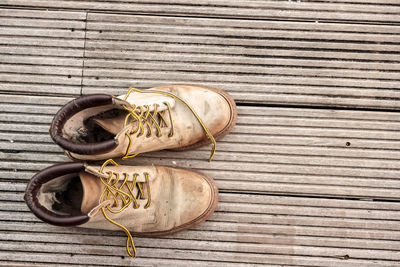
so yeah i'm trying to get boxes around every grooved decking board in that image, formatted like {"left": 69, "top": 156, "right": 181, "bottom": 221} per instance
{"left": 81, "top": 13, "right": 400, "bottom": 109}
{"left": 0, "top": 9, "right": 85, "bottom": 95}
{"left": 1, "top": 2, "right": 400, "bottom": 266}
{"left": 1, "top": 94, "right": 400, "bottom": 200}
{"left": 1, "top": 186, "right": 400, "bottom": 266}
{"left": 2, "top": 0, "right": 400, "bottom": 23}
{"left": 1, "top": 8, "right": 400, "bottom": 109}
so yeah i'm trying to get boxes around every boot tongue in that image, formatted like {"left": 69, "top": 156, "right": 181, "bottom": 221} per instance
{"left": 89, "top": 94, "right": 175, "bottom": 136}
{"left": 79, "top": 171, "right": 105, "bottom": 214}
{"left": 91, "top": 116, "right": 125, "bottom": 135}
{"left": 79, "top": 169, "right": 143, "bottom": 214}
{"left": 86, "top": 108, "right": 127, "bottom": 136}
{"left": 117, "top": 92, "right": 175, "bottom": 112}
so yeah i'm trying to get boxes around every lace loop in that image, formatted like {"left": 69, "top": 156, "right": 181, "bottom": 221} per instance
{"left": 98, "top": 159, "right": 152, "bottom": 258}
{"left": 121, "top": 87, "right": 216, "bottom": 161}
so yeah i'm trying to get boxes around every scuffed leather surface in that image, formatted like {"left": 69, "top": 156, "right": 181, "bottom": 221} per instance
{"left": 50, "top": 94, "right": 118, "bottom": 155}
{"left": 80, "top": 165, "right": 216, "bottom": 234}
{"left": 24, "top": 162, "right": 89, "bottom": 226}
{"left": 69, "top": 84, "right": 234, "bottom": 160}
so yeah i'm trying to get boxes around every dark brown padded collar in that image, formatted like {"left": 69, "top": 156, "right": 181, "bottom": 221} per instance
{"left": 49, "top": 94, "right": 118, "bottom": 155}
{"left": 24, "top": 162, "right": 90, "bottom": 226}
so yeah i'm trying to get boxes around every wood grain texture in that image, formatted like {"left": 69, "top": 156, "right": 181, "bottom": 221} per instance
{"left": 1, "top": 94, "right": 400, "bottom": 264}
{"left": 1, "top": 190, "right": 400, "bottom": 266}
{"left": 1, "top": 3, "right": 400, "bottom": 266}
{"left": 0, "top": 9, "right": 85, "bottom": 95}
{"left": 2, "top": 0, "right": 400, "bottom": 23}
{"left": 81, "top": 13, "right": 400, "bottom": 109}
{"left": 1, "top": 8, "right": 399, "bottom": 109}
{"left": 1, "top": 95, "right": 400, "bottom": 200}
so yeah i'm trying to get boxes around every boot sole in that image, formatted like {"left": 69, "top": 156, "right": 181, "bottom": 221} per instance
{"left": 167, "top": 84, "right": 238, "bottom": 152}
{"left": 133, "top": 169, "right": 218, "bottom": 237}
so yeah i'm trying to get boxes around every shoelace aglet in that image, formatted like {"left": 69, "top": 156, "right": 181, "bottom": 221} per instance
{"left": 208, "top": 142, "right": 216, "bottom": 162}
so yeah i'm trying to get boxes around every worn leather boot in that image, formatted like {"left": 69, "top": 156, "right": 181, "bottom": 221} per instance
{"left": 50, "top": 84, "right": 237, "bottom": 161}
{"left": 24, "top": 160, "right": 218, "bottom": 257}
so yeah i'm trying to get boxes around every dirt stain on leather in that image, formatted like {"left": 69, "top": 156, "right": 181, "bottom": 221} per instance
{"left": 204, "top": 101, "right": 211, "bottom": 116}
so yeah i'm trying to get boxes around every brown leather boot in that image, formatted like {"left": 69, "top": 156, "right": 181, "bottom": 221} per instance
{"left": 24, "top": 161, "right": 218, "bottom": 258}
{"left": 50, "top": 84, "right": 237, "bottom": 161}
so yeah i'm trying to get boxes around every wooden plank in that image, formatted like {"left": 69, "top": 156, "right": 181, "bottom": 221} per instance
{"left": 1, "top": 233, "right": 399, "bottom": 263}
{"left": 0, "top": 94, "right": 72, "bottom": 105}
{"left": 1, "top": 214, "right": 400, "bottom": 245}
{"left": 2, "top": 0, "right": 399, "bottom": 23}
{"left": 4, "top": 191, "right": 400, "bottom": 223}
{"left": 0, "top": 9, "right": 85, "bottom": 95}
{"left": 2, "top": 192, "right": 400, "bottom": 255}
{"left": 3, "top": 209, "right": 400, "bottom": 245}
{"left": 1, "top": 3, "right": 399, "bottom": 266}
{"left": 0, "top": 251, "right": 258, "bottom": 267}
{"left": 0, "top": 8, "right": 87, "bottom": 20}
{"left": 1, "top": 192, "right": 400, "bottom": 265}
{"left": 87, "top": 12, "right": 400, "bottom": 34}
{"left": 1, "top": 250, "right": 389, "bottom": 267}
{"left": 1, "top": 95, "right": 400, "bottom": 200}
{"left": 1, "top": 9, "right": 399, "bottom": 108}
{"left": 81, "top": 13, "right": 400, "bottom": 109}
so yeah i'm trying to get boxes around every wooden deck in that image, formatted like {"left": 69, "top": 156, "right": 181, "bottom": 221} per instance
{"left": 0, "top": 1, "right": 399, "bottom": 266}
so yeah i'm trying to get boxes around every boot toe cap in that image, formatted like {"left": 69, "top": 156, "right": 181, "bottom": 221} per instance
{"left": 169, "top": 84, "right": 236, "bottom": 135}
{"left": 172, "top": 168, "right": 218, "bottom": 229}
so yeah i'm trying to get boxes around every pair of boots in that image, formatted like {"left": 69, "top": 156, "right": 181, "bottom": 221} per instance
{"left": 24, "top": 84, "right": 237, "bottom": 258}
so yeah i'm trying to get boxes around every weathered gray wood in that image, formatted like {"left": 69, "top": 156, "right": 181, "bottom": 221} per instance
{"left": 0, "top": 9, "right": 85, "bottom": 95}
{"left": 0, "top": 8, "right": 87, "bottom": 20}
{"left": 2, "top": 206, "right": 400, "bottom": 234}
{"left": 2, "top": 0, "right": 400, "bottom": 23}
{"left": 4, "top": 194, "right": 400, "bottom": 223}
{"left": 1, "top": 249, "right": 392, "bottom": 267}
{"left": 1, "top": 218, "right": 400, "bottom": 248}
{"left": 1, "top": 194, "right": 400, "bottom": 265}
{"left": 1, "top": 96, "right": 400, "bottom": 199}
{"left": 81, "top": 13, "right": 400, "bottom": 109}
{"left": 0, "top": 251, "right": 264, "bottom": 267}
{"left": 5, "top": 190, "right": 400, "bottom": 213}
{"left": 2, "top": 231, "right": 400, "bottom": 262}
{"left": 2, "top": 193, "right": 400, "bottom": 259}
{"left": 1, "top": 3, "right": 400, "bottom": 266}
{"left": 87, "top": 12, "right": 400, "bottom": 34}
{"left": 2, "top": 8, "right": 400, "bottom": 108}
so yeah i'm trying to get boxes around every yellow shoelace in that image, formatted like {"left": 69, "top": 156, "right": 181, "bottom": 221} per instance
{"left": 98, "top": 87, "right": 216, "bottom": 258}
{"left": 98, "top": 159, "right": 151, "bottom": 258}
{"left": 121, "top": 87, "right": 216, "bottom": 162}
